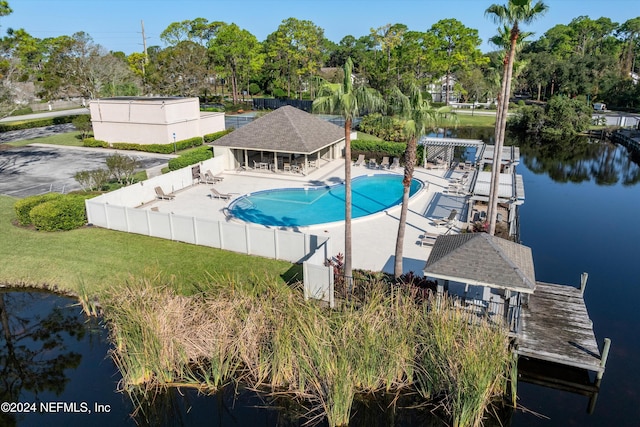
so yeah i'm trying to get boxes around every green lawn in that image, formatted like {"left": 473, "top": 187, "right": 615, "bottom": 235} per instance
{"left": 0, "top": 196, "right": 300, "bottom": 296}
{"left": 353, "top": 131, "right": 382, "bottom": 141}
{"left": 7, "top": 131, "right": 85, "bottom": 147}
{"left": 454, "top": 113, "right": 496, "bottom": 128}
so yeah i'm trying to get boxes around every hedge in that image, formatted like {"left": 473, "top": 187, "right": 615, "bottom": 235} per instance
{"left": 29, "top": 195, "right": 91, "bottom": 231}
{"left": 351, "top": 140, "right": 407, "bottom": 158}
{"left": 82, "top": 136, "right": 205, "bottom": 153}
{"left": 0, "top": 115, "right": 76, "bottom": 133}
{"left": 83, "top": 138, "right": 109, "bottom": 148}
{"left": 111, "top": 136, "right": 204, "bottom": 154}
{"left": 204, "top": 128, "right": 234, "bottom": 143}
{"left": 14, "top": 193, "right": 64, "bottom": 226}
{"left": 168, "top": 146, "right": 213, "bottom": 171}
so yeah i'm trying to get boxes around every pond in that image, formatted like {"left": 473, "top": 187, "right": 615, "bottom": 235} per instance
{"left": 2, "top": 129, "right": 639, "bottom": 426}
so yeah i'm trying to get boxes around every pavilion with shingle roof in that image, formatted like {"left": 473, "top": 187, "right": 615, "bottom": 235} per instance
{"left": 424, "top": 233, "right": 536, "bottom": 294}
{"left": 211, "top": 106, "right": 349, "bottom": 173}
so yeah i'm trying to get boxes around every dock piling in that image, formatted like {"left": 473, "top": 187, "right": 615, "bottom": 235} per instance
{"left": 580, "top": 272, "right": 589, "bottom": 296}
{"left": 597, "top": 338, "right": 611, "bottom": 380}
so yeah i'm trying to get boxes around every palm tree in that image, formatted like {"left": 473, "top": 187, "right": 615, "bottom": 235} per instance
{"left": 313, "top": 58, "right": 384, "bottom": 280}
{"left": 485, "top": 0, "right": 548, "bottom": 236}
{"left": 389, "top": 85, "right": 454, "bottom": 278}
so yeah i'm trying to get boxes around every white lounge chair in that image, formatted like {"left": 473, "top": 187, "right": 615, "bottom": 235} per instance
{"left": 210, "top": 188, "right": 232, "bottom": 200}
{"left": 155, "top": 186, "right": 175, "bottom": 200}
{"left": 419, "top": 232, "right": 439, "bottom": 246}
{"left": 368, "top": 158, "right": 378, "bottom": 169}
{"left": 390, "top": 157, "right": 400, "bottom": 169}
{"left": 433, "top": 209, "right": 457, "bottom": 228}
{"left": 201, "top": 170, "right": 223, "bottom": 184}
{"left": 380, "top": 156, "right": 390, "bottom": 169}
{"left": 354, "top": 154, "right": 365, "bottom": 166}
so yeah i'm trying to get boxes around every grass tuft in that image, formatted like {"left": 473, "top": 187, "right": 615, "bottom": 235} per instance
{"left": 103, "top": 276, "right": 512, "bottom": 427}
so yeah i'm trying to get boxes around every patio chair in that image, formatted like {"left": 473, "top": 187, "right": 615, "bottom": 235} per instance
{"left": 446, "top": 183, "right": 464, "bottom": 194}
{"left": 368, "top": 158, "right": 378, "bottom": 169}
{"left": 155, "top": 186, "right": 175, "bottom": 200}
{"left": 210, "top": 188, "right": 232, "bottom": 200}
{"left": 390, "top": 157, "right": 400, "bottom": 169}
{"left": 432, "top": 209, "right": 457, "bottom": 228}
{"left": 380, "top": 156, "right": 390, "bottom": 169}
{"left": 450, "top": 172, "right": 469, "bottom": 185}
{"left": 283, "top": 162, "right": 292, "bottom": 172}
{"left": 201, "top": 170, "right": 224, "bottom": 184}
{"left": 419, "top": 232, "right": 439, "bottom": 246}
{"left": 354, "top": 154, "right": 365, "bottom": 166}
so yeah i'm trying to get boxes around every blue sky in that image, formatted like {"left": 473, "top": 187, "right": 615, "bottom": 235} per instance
{"left": 2, "top": 0, "right": 637, "bottom": 54}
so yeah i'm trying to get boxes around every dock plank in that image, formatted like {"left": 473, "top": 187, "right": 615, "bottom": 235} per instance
{"left": 517, "top": 282, "right": 603, "bottom": 373}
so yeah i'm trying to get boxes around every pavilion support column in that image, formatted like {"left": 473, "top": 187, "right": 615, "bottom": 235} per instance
{"left": 244, "top": 150, "right": 248, "bottom": 170}
{"left": 503, "top": 289, "right": 511, "bottom": 324}
{"left": 274, "top": 151, "right": 279, "bottom": 172}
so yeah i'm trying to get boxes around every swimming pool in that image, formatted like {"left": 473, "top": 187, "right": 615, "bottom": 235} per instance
{"left": 228, "top": 174, "right": 423, "bottom": 227}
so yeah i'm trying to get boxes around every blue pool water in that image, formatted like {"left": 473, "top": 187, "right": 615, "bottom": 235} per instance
{"left": 229, "top": 174, "right": 423, "bottom": 226}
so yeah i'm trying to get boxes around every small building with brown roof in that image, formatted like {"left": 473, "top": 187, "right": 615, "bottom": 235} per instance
{"left": 424, "top": 233, "right": 536, "bottom": 333}
{"left": 211, "top": 106, "right": 354, "bottom": 173}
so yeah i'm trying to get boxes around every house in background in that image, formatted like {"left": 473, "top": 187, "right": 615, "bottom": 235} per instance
{"left": 426, "top": 75, "right": 459, "bottom": 103}
{"left": 89, "top": 97, "right": 225, "bottom": 145}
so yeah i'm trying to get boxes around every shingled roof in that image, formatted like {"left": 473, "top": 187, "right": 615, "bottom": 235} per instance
{"left": 423, "top": 233, "right": 536, "bottom": 293}
{"left": 211, "top": 106, "right": 345, "bottom": 154}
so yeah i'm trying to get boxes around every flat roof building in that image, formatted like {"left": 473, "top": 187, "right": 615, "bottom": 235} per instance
{"left": 89, "top": 97, "right": 225, "bottom": 145}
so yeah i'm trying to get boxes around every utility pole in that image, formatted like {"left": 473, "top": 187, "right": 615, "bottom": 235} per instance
{"left": 141, "top": 20, "right": 148, "bottom": 93}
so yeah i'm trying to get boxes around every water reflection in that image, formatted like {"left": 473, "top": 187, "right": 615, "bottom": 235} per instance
{"left": 516, "top": 134, "right": 640, "bottom": 186}
{"left": 0, "top": 291, "right": 85, "bottom": 426}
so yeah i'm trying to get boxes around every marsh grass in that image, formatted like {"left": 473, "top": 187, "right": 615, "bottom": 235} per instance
{"left": 104, "top": 275, "right": 512, "bottom": 427}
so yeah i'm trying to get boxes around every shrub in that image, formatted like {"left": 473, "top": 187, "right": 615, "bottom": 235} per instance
{"left": 249, "top": 83, "right": 261, "bottom": 95}
{"left": 106, "top": 153, "right": 140, "bottom": 185}
{"left": 14, "top": 193, "right": 64, "bottom": 226}
{"left": 204, "top": 128, "right": 234, "bottom": 143}
{"left": 272, "top": 88, "right": 287, "bottom": 99}
{"left": 0, "top": 115, "right": 75, "bottom": 132}
{"left": 72, "top": 115, "right": 93, "bottom": 140}
{"left": 29, "top": 195, "right": 90, "bottom": 231}
{"left": 358, "top": 113, "right": 406, "bottom": 142}
{"left": 352, "top": 139, "right": 407, "bottom": 158}
{"left": 83, "top": 138, "right": 109, "bottom": 148}
{"left": 74, "top": 169, "right": 112, "bottom": 191}
{"left": 168, "top": 146, "right": 213, "bottom": 171}
{"left": 111, "top": 137, "right": 203, "bottom": 154}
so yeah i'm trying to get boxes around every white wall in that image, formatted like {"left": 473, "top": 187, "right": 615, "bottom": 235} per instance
{"left": 201, "top": 112, "right": 225, "bottom": 135}
{"left": 90, "top": 157, "right": 225, "bottom": 207}
{"left": 90, "top": 97, "right": 225, "bottom": 145}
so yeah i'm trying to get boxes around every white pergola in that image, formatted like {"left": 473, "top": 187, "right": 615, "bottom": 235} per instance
{"left": 419, "top": 137, "right": 485, "bottom": 166}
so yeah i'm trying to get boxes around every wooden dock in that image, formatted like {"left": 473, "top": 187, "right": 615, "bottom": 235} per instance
{"left": 516, "top": 280, "right": 608, "bottom": 376}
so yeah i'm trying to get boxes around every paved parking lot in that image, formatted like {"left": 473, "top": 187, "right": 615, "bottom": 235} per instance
{"left": 0, "top": 144, "right": 172, "bottom": 198}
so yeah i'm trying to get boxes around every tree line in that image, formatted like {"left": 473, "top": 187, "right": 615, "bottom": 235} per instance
{"left": 0, "top": 1, "right": 638, "bottom": 117}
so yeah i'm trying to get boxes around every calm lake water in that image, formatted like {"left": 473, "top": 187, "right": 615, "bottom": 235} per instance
{"left": 512, "top": 136, "right": 640, "bottom": 426}
{"left": 2, "top": 132, "right": 639, "bottom": 426}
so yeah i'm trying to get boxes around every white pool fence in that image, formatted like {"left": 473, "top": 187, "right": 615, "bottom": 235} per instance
{"left": 85, "top": 156, "right": 334, "bottom": 304}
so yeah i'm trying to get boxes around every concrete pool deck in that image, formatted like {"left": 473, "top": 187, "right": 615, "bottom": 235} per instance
{"left": 146, "top": 159, "right": 472, "bottom": 275}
